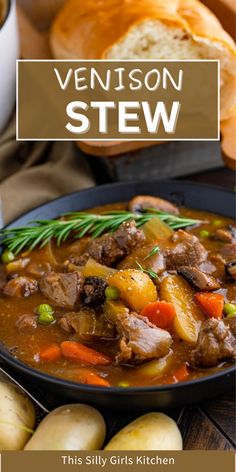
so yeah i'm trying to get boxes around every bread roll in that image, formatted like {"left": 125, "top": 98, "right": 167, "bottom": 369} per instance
{"left": 50, "top": 0, "right": 236, "bottom": 120}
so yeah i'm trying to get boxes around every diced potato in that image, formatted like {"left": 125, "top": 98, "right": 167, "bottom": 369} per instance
{"left": 135, "top": 351, "right": 173, "bottom": 378}
{"left": 109, "top": 269, "right": 157, "bottom": 312}
{"left": 161, "top": 275, "right": 204, "bottom": 343}
{"left": 142, "top": 217, "right": 173, "bottom": 243}
{"left": 104, "top": 300, "right": 129, "bottom": 324}
{"left": 6, "top": 258, "right": 30, "bottom": 274}
{"left": 105, "top": 412, "right": 182, "bottom": 450}
{"left": 83, "top": 258, "right": 116, "bottom": 280}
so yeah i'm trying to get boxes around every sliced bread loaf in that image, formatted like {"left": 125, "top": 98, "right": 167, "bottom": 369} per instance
{"left": 50, "top": 0, "right": 236, "bottom": 120}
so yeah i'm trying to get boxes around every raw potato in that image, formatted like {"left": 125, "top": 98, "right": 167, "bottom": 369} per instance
{"left": 24, "top": 404, "right": 106, "bottom": 450}
{"left": 0, "top": 381, "right": 35, "bottom": 450}
{"left": 109, "top": 269, "right": 157, "bottom": 312}
{"left": 161, "top": 275, "right": 204, "bottom": 343}
{"left": 105, "top": 412, "right": 182, "bottom": 450}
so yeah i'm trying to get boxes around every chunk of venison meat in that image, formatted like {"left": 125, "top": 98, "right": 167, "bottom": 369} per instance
{"left": 16, "top": 314, "right": 37, "bottom": 330}
{"left": 115, "top": 312, "right": 172, "bottom": 364}
{"left": 177, "top": 266, "right": 220, "bottom": 291}
{"left": 83, "top": 276, "right": 107, "bottom": 307}
{"left": 219, "top": 242, "right": 236, "bottom": 262}
{"left": 63, "top": 238, "right": 94, "bottom": 270}
{"left": 165, "top": 230, "right": 208, "bottom": 270}
{"left": 58, "top": 309, "right": 116, "bottom": 341}
{"left": 225, "top": 260, "right": 236, "bottom": 280}
{"left": 39, "top": 271, "right": 84, "bottom": 309}
{"left": 87, "top": 235, "right": 123, "bottom": 267}
{"left": 191, "top": 318, "right": 236, "bottom": 368}
{"left": 3, "top": 276, "right": 38, "bottom": 298}
{"left": 118, "top": 244, "right": 165, "bottom": 274}
{"left": 114, "top": 220, "right": 145, "bottom": 252}
{"left": 198, "top": 260, "right": 218, "bottom": 275}
{"left": 224, "top": 316, "right": 236, "bottom": 337}
{"left": 214, "top": 226, "right": 236, "bottom": 243}
{"left": 128, "top": 195, "right": 179, "bottom": 215}
{"left": 87, "top": 221, "right": 145, "bottom": 266}
{"left": 63, "top": 253, "right": 90, "bottom": 271}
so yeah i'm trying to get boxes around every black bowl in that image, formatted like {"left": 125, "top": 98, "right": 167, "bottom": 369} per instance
{"left": 0, "top": 180, "right": 235, "bottom": 411}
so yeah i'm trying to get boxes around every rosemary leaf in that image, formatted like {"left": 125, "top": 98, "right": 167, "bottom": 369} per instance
{"left": 0, "top": 210, "right": 200, "bottom": 255}
{"left": 136, "top": 261, "right": 159, "bottom": 281}
{"left": 144, "top": 245, "right": 160, "bottom": 260}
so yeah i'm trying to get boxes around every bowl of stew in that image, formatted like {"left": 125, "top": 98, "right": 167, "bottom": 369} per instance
{"left": 0, "top": 180, "right": 235, "bottom": 410}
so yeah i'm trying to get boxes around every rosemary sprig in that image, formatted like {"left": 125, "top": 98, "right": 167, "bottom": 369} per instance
{"left": 0, "top": 210, "right": 199, "bottom": 255}
{"left": 144, "top": 245, "right": 160, "bottom": 260}
{"left": 136, "top": 261, "right": 159, "bottom": 280}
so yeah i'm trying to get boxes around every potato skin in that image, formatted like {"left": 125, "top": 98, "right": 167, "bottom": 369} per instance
{"left": 0, "top": 381, "right": 35, "bottom": 450}
{"left": 105, "top": 412, "right": 183, "bottom": 450}
{"left": 24, "top": 404, "right": 106, "bottom": 450}
{"left": 109, "top": 269, "right": 157, "bottom": 312}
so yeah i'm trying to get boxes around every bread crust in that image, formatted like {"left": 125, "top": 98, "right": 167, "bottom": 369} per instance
{"left": 50, "top": 0, "right": 236, "bottom": 119}
{"left": 51, "top": 0, "right": 236, "bottom": 58}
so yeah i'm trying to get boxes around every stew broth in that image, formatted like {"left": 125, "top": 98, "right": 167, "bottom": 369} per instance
{"left": 0, "top": 202, "right": 235, "bottom": 387}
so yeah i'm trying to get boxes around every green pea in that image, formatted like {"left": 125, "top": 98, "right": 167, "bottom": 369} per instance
{"left": 105, "top": 286, "right": 120, "bottom": 300}
{"left": 213, "top": 220, "right": 223, "bottom": 227}
{"left": 36, "top": 304, "right": 54, "bottom": 316}
{"left": 117, "top": 381, "right": 130, "bottom": 388}
{"left": 224, "top": 303, "right": 236, "bottom": 316}
{"left": 200, "top": 230, "right": 210, "bottom": 238}
{"left": 38, "top": 311, "right": 55, "bottom": 325}
{"left": 1, "top": 251, "right": 15, "bottom": 264}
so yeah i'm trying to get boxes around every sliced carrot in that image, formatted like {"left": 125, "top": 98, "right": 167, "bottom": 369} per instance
{"left": 195, "top": 292, "right": 224, "bottom": 319}
{"left": 141, "top": 301, "right": 176, "bottom": 329}
{"left": 40, "top": 344, "right": 61, "bottom": 362}
{"left": 73, "top": 368, "right": 110, "bottom": 387}
{"left": 84, "top": 372, "right": 110, "bottom": 387}
{"left": 173, "top": 364, "right": 189, "bottom": 382}
{"left": 61, "top": 341, "right": 112, "bottom": 366}
{"left": 164, "top": 364, "right": 189, "bottom": 384}
{"left": 163, "top": 375, "right": 177, "bottom": 385}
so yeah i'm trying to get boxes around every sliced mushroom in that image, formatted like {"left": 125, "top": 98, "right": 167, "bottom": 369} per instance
{"left": 225, "top": 260, "right": 236, "bottom": 280}
{"left": 177, "top": 266, "right": 221, "bottom": 291}
{"left": 128, "top": 195, "right": 179, "bottom": 215}
{"left": 214, "top": 225, "right": 236, "bottom": 243}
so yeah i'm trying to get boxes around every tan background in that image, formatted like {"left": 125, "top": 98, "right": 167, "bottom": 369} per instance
{"left": 1, "top": 451, "right": 235, "bottom": 472}
{"left": 17, "top": 61, "right": 219, "bottom": 140}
